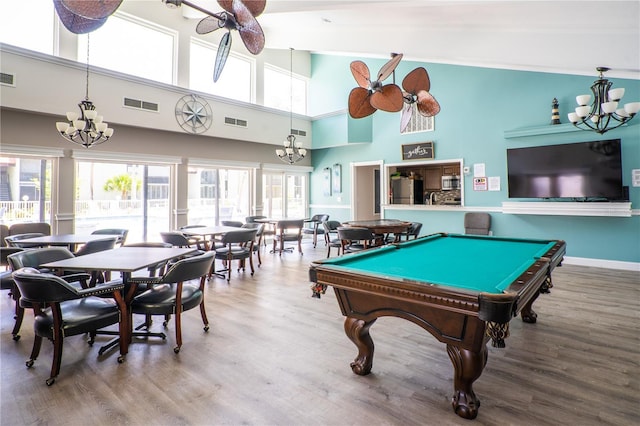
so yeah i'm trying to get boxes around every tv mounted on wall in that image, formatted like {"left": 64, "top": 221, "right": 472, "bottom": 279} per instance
{"left": 507, "top": 139, "right": 625, "bottom": 201}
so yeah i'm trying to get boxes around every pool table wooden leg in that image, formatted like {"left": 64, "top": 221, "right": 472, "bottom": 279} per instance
{"left": 520, "top": 291, "right": 540, "bottom": 323}
{"left": 446, "top": 344, "right": 488, "bottom": 420}
{"left": 344, "top": 316, "right": 376, "bottom": 375}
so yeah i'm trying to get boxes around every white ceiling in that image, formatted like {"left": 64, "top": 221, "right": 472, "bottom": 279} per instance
{"left": 180, "top": 0, "right": 640, "bottom": 79}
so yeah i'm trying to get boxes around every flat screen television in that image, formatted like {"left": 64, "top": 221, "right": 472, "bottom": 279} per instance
{"left": 507, "top": 139, "right": 624, "bottom": 200}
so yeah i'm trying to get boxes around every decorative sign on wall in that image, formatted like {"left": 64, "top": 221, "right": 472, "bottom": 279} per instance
{"left": 401, "top": 141, "right": 434, "bottom": 160}
{"left": 332, "top": 163, "right": 342, "bottom": 194}
{"left": 323, "top": 167, "right": 332, "bottom": 196}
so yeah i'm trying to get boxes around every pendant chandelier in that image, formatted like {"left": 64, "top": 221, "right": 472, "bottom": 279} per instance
{"left": 567, "top": 67, "right": 639, "bottom": 134}
{"left": 55, "top": 35, "right": 113, "bottom": 148}
{"left": 276, "top": 48, "right": 306, "bottom": 164}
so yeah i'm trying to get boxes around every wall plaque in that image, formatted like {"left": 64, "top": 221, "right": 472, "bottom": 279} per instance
{"left": 402, "top": 142, "right": 434, "bottom": 160}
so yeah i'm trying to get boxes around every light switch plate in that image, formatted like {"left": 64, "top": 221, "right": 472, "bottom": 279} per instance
{"left": 632, "top": 169, "right": 640, "bottom": 187}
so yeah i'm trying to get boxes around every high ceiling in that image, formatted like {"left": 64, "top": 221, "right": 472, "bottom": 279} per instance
{"left": 178, "top": 0, "right": 639, "bottom": 79}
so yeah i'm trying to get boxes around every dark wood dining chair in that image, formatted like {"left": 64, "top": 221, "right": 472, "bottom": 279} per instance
{"left": 303, "top": 214, "right": 330, "bottom": 248}
{"left": 337, "top": 227, "right": 376, "bottom": 254}
{"left": 12, "top": 267, "right": 125, "bottom": 386}
{"left": 213, "top": 228, "right": 258, "bottom": 281}
{"left": 91, "top": 228, "right": 129, "bottom": 246}
{"left": 273, "top": 220, "right": 304, "bottom": 255}
{"left": 128, "top": 251, "right": 215, "bottom": 353}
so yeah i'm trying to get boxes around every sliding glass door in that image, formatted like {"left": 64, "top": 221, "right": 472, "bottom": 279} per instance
{"left": 187, "top": 166, "right": 250, "bottom": 224}
{"left": 263, "top": 171, "right": 307, "bottom": 219}
{"left": 0, "top": 156, "right": 51, "bottom": 226}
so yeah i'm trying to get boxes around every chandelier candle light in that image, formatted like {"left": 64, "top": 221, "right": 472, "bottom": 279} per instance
{"left": 55, "top": 35, "right": 113, "bottom": 148}
{"left": 276, "top": 48, "right": 307, "bottom": 164}
{"left": 568, "top": 67, "right": 640, "bottom": 134}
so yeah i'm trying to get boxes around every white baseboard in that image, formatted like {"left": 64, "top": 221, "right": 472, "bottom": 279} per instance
{"left": 563, "top": 256, "right": 640, "bottom": 272}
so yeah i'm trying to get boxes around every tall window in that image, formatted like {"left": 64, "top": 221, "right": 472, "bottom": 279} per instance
{"left": 0, "top": 156, "right": 51, "bottom": 225}
{"left": 78, "top": 13, "right": 176, "bottom": 85}
{"left": 75, "top": 161, "right": 171, "bottom": 243}
{"left": 0, "top": 0, "right": 54, "bottom": 54}
{"left": 190, "top": 38, "right": 253, "bottom": 103}
{"left": 187, "top": 166, "right": 250, "bottom": 224}
{"left": 264, "top": 65, "right": 307, "bottom": 114}
{"left": 263, "top": 171, "right": 307, "bottom": 218}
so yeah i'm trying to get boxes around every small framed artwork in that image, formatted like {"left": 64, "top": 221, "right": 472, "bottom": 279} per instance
{"left": 332, "top": 163, "right": 342, "bottom": 194}
{"left": 402, "top": 142, "right": 434, "bottom": 161}
{"left": 323, "top": 167, "right": 332, "bottom": 196}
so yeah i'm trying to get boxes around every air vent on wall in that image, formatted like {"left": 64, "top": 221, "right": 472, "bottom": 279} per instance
{"left": 224, "top": 117, "right": 248, "bottom": 127}
{"left": 123, "top": 97, "right": 159, "bottom": 112}
{"left": 1, "top": 72, "right": 15, "bottom": 86}
{"left": 400, "top": 103, "right": 435, "bottom": 134}
{"left": 291, "top": 128, "right": 307, "bottom": 137}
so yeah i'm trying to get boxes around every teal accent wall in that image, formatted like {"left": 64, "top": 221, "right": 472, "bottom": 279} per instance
{"left": 309, "top": 54, "right": 640, "bottom": 263}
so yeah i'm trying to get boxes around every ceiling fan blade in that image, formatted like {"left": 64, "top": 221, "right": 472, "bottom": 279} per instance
{"left": 238, "top": 24, "right": 265, "bottom": 55}
{"left": 370, "top": 84, "right": 404, "bottom": 112}
{"left": 350, "top": 61, "right": 371, "bottom": 89}
{"left": 348, "top": 87, "right": 376, "bottom": 119}
{"left": 416, "top": 91, "right": 441, "bottom": 116}
{"left": 219, "top": 0, "right": 266, "bottom": 17}
{"left": 402, "top": 67, "right": 430, "bottom": 93}
{"left": 400, "top": 103, "right": 413, "bottom": 132}
{"left": 196, "top": 16, "right": 224, "bottom": 34}
{"left": 377, "top": 53, "right": 403, "bottom": 82}
{"left": 60, "top": 0, "right": 122, "bottom": 20}
{"left": 54, "top": 0, "right": 107, "bottom": 34}
{"left": 213, "top": 31, "right": 232, "bottom": 82}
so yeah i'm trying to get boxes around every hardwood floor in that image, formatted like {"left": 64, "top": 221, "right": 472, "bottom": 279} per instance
{"left": 1, "top": 241, "right": 639, "bottom": 426}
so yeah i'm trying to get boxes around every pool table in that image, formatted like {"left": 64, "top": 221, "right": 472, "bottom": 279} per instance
{"left": 309, "top": 232, "right": 566, "bottom": 420}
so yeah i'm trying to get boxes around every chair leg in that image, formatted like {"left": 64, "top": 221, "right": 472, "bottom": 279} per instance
{"left": 11, "top": 298, "right": 24, "bottom": 341}
{"left": 48, "top": 323, "right": 65, "bottom": 386}
{"left": 249, "top": 254, "right": 255, "bottom": 275}
{"left": 173, "top": 307, "right": 182, "bottom": 353}
{"left": 26, "top": 335, "right": 43, "bottom": 368}
{"left": 298, "top": 239, "right": 303, "bottom": 255}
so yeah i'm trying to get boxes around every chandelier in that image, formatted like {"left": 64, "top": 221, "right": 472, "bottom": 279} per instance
{"left": 55, "top": 35, "right": 113, "bottom": 148}
{"left": 276, "top": 48, "right": 307, "bottom": 164}
{"left": 567, "top": 67, "right": 639, "bottom": 134}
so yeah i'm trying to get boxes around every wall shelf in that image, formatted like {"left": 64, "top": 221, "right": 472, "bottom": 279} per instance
{"left": 504, "top": 123, "right": 580, "bottom": 139}
{"left": 501, "top": 201, "right": 632, "bottom": 217}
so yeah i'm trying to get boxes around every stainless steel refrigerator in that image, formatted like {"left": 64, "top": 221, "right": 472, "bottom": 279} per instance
{"left": 391, "top": 177, "right": 424, "bottom": 204}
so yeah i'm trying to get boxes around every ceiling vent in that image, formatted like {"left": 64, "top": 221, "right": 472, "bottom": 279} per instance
{"left": 123, "top": 97, "right": 159, "bottom": 112}
{"left": 224, "top": 117, "right": 248, "bottom": 127}
{"left": 400, "top": 104, "right": 434, "bottom": 134}
{"left": 0, "top": 72, "right": 15, "bottom": 86}
{"left": 291, "top": 128, "right": 307, "bottom": 137}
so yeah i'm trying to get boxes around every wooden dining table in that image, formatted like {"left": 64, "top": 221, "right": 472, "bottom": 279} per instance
{"left": 40, "top": 246, "right": 196, "bottom": 362}
{"left": 13, "top": 233, "right": 121, "bottom": 252}
{"left": 342, "top": 219, "right": 412, "bottom": 245}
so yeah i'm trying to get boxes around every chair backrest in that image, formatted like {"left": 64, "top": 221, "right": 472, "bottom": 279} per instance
{"left": 74, "top": 237, "right": 117, "bottom": 256}
{"left": 409, "top": 222, "right": 423, "bottom": 238}
{"left": 310, "top": 214, "right": 330, "bottom": 224}
{"left": 179, "top": 225, "right": 206, "bottom": 230}
{"left": 7, "top": 247, "right": 75, "bottom": 271}
{"left": 221, "top": 228, "right": 258, "bottom": 246}
{"left": 221, "top": 220, "right": 243, "bottom": 228}
{"left": 0, "top": 224, "right": 8, "bottom": 247}
{"left": 124, "top": 242, "right": 173, "bottom": 248}
{"left": 1, "top": 247, "right": 23, "bottom": 268}
{"left": 464, "top": 213, "right": 491, "bottom": 235}
{"left": 323, "top": 220, "right": 341, "bottom": 234}
{"left": 276, "top": 220, "right": 304, "bottom": 238}
{"left": 9, "top": 222, "right": 51, "bottom": 236}
{"left": 91, "top": 228, "right": 128, "bottom": 245}
{"left": 245, "top": 216, "right": 266, "bottom": 223}
{"left": 162, "top": 251, "right": 216, "bottom": 284}
{"left": 4, "top": 233, "right": 46, "bottom": 248}
{"left": 160, "top": 231, "right": 192, "bottom": 247}
{"left": 337, "top": 227, "right": 375, "bottom": 248}
{"left": 12, "top": 267, "right": 81, "bottom": 304}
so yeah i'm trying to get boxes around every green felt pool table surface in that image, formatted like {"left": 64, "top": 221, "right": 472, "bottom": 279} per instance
{"left": 317, "top": 233, "right": 558, "bottom": 294}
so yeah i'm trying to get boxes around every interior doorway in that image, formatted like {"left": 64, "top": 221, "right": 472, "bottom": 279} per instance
{"left": 350, "top": 161, "right": 383, "bottom": 221}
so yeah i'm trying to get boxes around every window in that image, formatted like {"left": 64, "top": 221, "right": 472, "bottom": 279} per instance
{"left": 75, "top": 161, "right": 171, "bottom": 242}
{"left": 187, "top": 166, "right": 250, "bottom": 225}
{"left": 190, "top": 38, "right": 254, "bottom": 103}
{"left": 77, "top": 13, "right": 177, "bottom": 85}
{"left": 264, "top": 65, "right": 307, "bottom": 114}
{"left": 0, "top": 0, "right": 54, "bottom": 54}
{"left": 263, "top": 171, "right": 307, "bottom": 218}
{"left": 0, "top": 156, "right": 52, "bottom": 225}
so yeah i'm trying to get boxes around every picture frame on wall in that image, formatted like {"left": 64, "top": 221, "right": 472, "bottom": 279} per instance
{"left": 323, "top": 167, "right": 332, "bottom": 196}
{"left": 401, "top": 142, "right": 434, "bottom": 161}
{"left": 332, "top": 163, "right": 342, "bottom": 194}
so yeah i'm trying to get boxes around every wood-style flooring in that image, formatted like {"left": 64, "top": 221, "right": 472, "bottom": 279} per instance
{"left": 1, "top": 240, "right": 639, "bottom": 426}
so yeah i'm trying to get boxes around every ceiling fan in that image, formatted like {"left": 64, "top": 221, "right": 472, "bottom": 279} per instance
{"left": 400, "top": 67, "right": 440, "bottom": 132}
{"left": 164, "top": 0, "right": 266, "bottom": 82}
{"left": 348, "top": 53, "right": 404, "bottom": 119}
{"left": 53, "top": 0, "right": 122, "bottom": 34}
